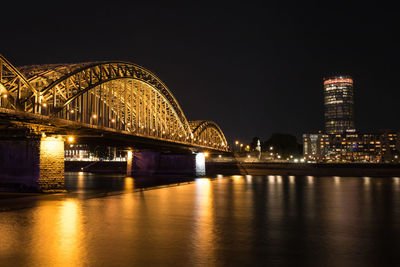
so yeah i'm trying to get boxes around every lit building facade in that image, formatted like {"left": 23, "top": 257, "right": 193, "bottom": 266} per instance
{"left": 303, "top": 130, "right": 400, "bottom": 163}
{"left": 324, "top": 75, "right": 355, "bottom": 134}
{"left": 303, "top": 132, "right": 329, "bottom": 162}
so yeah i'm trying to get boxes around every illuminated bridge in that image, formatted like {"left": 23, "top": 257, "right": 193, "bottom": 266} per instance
{"left": 0, "top": 54, "right": 229, "bottom": 192}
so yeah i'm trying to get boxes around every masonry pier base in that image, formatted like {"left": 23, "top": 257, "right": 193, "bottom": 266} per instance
{"left": 0, "top": 135, "right": 65, "bottom": 192}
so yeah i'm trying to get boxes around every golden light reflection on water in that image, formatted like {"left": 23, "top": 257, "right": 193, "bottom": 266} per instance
{"left": 193, "top": 178, "right": 215, "bottom": 263}
{"left": 77, "top": 172, "right": 84, "bottom": 191}
{"left": 58, "top": 200, "right": 82, "bottom": 262}
{"left": 245, "top": 175, "right": 252, "bottom": 182}
{"left": 268, "top": 175, "right": 275, "bottom": 183}
{"left": 232, "top": 175, "right": 243, "bottom": 182}
{"left": 124, "top": 177, "right": 134, "bottom": 192}
{"left": 30, "top": 199, "right": 84, "bottom": 266}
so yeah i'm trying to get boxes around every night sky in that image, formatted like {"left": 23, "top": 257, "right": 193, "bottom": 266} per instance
{"left": 1, "top": 3, "right": 399, "bottom": 144}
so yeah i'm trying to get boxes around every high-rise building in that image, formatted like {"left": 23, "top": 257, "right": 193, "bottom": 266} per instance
{"left": 324, "top": 75, "right": 355, "bottom": 134}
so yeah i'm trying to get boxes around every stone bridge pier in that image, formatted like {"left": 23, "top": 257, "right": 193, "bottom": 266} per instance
{"left": 0, "top": 135, "right": 65, "bottom": 192}
{"left": 126, "top": 151, "right": 206, "bottom": 177}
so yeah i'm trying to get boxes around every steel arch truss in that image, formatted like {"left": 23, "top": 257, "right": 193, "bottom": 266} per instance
{"left": 0, "top": 55, "right": 37, "bottom": 110}
{"left": 56, "top": 78, "right": 191, "bottom": 143}
{"left": 190, "top": 120, "right": 228, "bottom": 150}
{"left": 0, "top": 55, "right": 228, "bottom": 151}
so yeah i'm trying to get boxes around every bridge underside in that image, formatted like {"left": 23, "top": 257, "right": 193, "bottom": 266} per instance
{"left": 0, "top": 108, "right": 229, "bottom": 192}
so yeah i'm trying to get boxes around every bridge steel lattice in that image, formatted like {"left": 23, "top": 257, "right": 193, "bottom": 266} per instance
{"left": 0, "top": 55, "right": 228, "bottom": 151}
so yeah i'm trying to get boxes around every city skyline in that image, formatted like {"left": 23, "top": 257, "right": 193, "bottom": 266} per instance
{"left": 1, "top": 4, "right": 399, "bottom": 143}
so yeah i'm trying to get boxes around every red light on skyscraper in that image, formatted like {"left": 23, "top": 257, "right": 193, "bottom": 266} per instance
{"left": 324, "top": 78, "right": 353, "bottom": 86}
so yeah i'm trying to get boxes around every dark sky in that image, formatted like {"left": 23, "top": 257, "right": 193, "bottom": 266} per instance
{"left": 1, "top": 3, "right": 399, "bottom": 144}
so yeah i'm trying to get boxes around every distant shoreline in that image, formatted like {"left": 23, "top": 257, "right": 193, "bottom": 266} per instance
{"left": 206, "top": 162, "right": 400, "bottom": 177}
{"left": 65, "top": 161, "right": 400, "bottom": 177}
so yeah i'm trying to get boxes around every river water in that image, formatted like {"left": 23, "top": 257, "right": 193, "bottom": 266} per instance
{"left": 1, "top": 173, "right": 400, "bottom": 266}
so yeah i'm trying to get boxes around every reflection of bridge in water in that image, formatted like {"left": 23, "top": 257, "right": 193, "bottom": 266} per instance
{"left": 0, "top": 55, "right": 229, "bottom": 192}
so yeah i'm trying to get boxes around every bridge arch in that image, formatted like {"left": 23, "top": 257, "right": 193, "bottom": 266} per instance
{"left": 0, "top": 56, "right": 229, "bottom": 151}
{"left": 189, "top": 120, "right": 228, "bottom": 150}
{"left": 20, "top": 61, "right": 193, "bottom": 142}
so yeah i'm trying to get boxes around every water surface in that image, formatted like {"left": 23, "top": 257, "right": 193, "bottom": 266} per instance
{"left": 1, "top": 174, "right": 400, "bottom": 266}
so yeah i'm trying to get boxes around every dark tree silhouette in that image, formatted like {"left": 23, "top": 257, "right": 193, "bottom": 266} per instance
{"left": 262, "top": 133, "right": 302, "bottom": 157}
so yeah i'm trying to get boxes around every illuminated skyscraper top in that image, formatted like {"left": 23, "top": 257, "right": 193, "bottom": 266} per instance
{"left": 324, "top": 75, "right": 355, "bottom": 134}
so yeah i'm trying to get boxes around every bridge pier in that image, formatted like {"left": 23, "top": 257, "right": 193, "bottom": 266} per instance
{"left": 126, "top": 151, "right": 206, "bottom": 177}
{"left": 0, "top": 135, "right": 65, "bottom": 192}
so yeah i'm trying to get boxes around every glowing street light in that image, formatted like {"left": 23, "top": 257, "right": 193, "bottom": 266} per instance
{"left": 67, "top": 136, "right": 75, "bottom": 143}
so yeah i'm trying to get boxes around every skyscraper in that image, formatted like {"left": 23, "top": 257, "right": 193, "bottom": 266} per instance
{"left": 324, "top": 75, "right": 355, "bottom": 134}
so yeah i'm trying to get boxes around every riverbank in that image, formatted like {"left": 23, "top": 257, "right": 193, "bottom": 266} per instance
{"left": 65, "top": 160, "right": 400, "bottom": 177}
{"left": 206, "top": 162, "right": 400, "bottom": 176}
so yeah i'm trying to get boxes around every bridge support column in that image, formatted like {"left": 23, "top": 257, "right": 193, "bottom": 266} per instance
{"left": 194, "top": 152, "right": 206, "bottom": 176}
{"left": 126, "top": 152, "right": 206, "bottom": 177}
{"left": 0, "top": 135, "right": 65, "bottom": 192}
{"left": 39, "top": 136, "right": 65, "bottom": 192}
{"left": 126, "top": 150, "right": 133, "bottom": 177}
